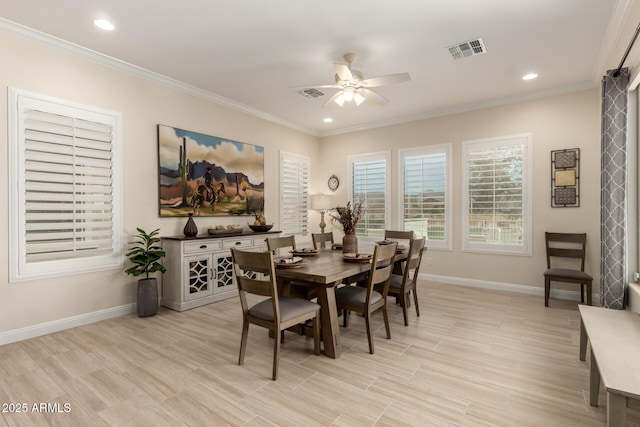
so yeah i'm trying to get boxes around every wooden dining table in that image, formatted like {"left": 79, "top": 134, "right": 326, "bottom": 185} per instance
{"left": 275, "top": 246, "right": 407, "bottom": 358}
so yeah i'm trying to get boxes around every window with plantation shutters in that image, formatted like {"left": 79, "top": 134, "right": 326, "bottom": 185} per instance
{"left": 462, "top": 134, "right": 532, "bottom": 256}
{"left": 9, "top": 88, "right": 123, "bottom": 282}
{"left": 399, "top": 144, "right": 452, "bottom": 250}
{"left": 279, "top": 151, "right": 309, "bottom": 236}
{"left": 348, "top": 151, "right": 391, "bottom": 238}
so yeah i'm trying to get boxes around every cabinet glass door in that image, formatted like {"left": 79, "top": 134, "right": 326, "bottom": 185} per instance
{"left": 214, "top": 252, "right": 237, "bottom": 293}
{"left": 185, "top": 255, "right": 213, "bottom": 301}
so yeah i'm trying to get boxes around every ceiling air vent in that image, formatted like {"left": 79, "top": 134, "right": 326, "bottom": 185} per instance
{"left": 298, "top": 88, "right": 325, "bottom": 98}
{"left": 447, "top": 37, "right": 487, "bottom": 60}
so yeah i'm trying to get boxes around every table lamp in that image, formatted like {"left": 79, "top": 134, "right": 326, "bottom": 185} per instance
{"left": 311, "top": 194, "right": 333, "bottom": 233}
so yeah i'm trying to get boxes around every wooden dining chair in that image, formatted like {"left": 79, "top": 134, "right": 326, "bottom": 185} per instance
{"left": 266, "top": 235, "right": 297, "bottom": 255}
{"left": 231, "top": 248, "right": 320, "bottom": 380}
{"left": 266, "top": 236, "right": 317, "bottom": 300}
{"left": 384, "top": 230, "right": 415, "bottom": 241}
{"left": 384, "top": 230, "right": 414, "bottom": 258}
{"left": 383, "top": 230, "right": 415, "bottom": 274}
{"left": 335, "top": 242, "right": 397, "bottom": 354}
{"left": 377, "top": 237, "right": 426, "bottom": 326}
{"left": 544, "top": 232, "right": 593, "bottom": 307}
{"left": 312, "top": 232, "right": 334, "bottom": 249}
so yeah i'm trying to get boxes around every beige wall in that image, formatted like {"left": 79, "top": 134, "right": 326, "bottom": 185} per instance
{"left": 0, "top": 31, "right": 320, "bottom": 334}
{"left": 318, "top": 89, "right": 601, "bottom": 290}
{"left": 4, "top": 2, "right": 639, "bottom": 337}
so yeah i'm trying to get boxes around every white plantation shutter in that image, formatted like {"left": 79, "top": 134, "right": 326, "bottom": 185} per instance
{"left": 462, "top": 134, "right": 532, "bottom": 255}
{"left": 279, "top": 151, "right": 309, "bottom": 235}
{"left": 349, "top": 152, "right": 391, "bottom": 238}
{"left": 399, "top": 144, "right": 452, "bottom": 249}
{"left": 9, "top": 89, "right": 123, "bottom": 281}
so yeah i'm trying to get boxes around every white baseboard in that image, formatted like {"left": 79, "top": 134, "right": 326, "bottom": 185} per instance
{"left": 0, "top": 275, "right": 602, "bottom": 347}
{"left": 420, "top": 273, "right": 600, "bottom": 303}
{"left": 0, "top": 303, "right": 136, "bottom": 346}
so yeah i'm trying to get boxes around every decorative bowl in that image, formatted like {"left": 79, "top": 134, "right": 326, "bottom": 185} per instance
{"left": 248, "top": 223, "right": 274, "bottom": 232}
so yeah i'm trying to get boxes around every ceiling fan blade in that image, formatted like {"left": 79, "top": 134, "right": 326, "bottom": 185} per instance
{"left": 360, "top": 88, "right": 389, "bottom": 106}
{"left": 360, "top": 72, "right": 411, "bottom": 88}
{"left": 322, "top": 91, "right": 344, "bottom": 108}
{"left": 334, "top": 63, "right": 354, "bottom": 82}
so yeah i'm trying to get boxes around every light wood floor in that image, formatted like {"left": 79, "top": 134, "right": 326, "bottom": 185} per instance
{"left": 1, "top": 281, "right": 638, "bottom": 426}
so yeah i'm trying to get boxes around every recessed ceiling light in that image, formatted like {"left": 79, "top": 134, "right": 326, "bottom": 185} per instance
{"left": 522, "top": 73, "right": 538, "bottom": 81}
{"left": 323, "top": 118, "right": 333, "bottom": 123}
{"left": 93, "top": 19, "right": 115, "bottom": 31}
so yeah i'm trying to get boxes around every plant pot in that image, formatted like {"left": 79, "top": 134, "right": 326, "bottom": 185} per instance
{"left": 342, "top": 233, "right": 358, "bottom": 254}
{"left": 137, "top": 278, "right": 158, "bottom": 317}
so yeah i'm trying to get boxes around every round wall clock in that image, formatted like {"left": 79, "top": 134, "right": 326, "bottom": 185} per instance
{"left": 328, "top": 174, "right": 340, "bottom": 192}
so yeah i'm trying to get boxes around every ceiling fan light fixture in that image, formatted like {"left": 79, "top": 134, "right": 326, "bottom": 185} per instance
{"left": 342, "top": 87, "right": 355, "bottom": 102}
{"left": 306, "top": 53, "right": 410, "bottom": 110}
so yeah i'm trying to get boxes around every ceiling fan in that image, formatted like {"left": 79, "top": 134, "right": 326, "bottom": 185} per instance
{"left": 294, "top": 53, "right": 411, "bottom": 108}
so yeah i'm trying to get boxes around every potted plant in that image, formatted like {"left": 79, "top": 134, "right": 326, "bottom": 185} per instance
{"left": 329, "top": 200, "right": 364, "bottom": 253}
{"left": 125, "top": 228, "right": 166, "bottom": 317}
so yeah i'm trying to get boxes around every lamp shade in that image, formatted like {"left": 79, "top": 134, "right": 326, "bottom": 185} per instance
{"left": 311, "top": 194, "right": 333, "bottom": 211}
{"left": 342, "top": 87, "right": 355, "bottom": 102}
{"left": 354, "top": 91, "right": 365, "bottom": 106}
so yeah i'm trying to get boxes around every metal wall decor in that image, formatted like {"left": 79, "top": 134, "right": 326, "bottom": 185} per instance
{"left": 551, "top": 148, "right": 580, "bottom": 207}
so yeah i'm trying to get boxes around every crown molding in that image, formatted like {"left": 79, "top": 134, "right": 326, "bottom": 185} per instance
{"left": 319, "top": 81, "right": 598, "bottom": 137}
{"left": 0, "top": 17, "right": 318, "bottom": 137}
{"left": 0, "top": 16, "right": 609, "bottom": 140}
{"left": 591, "top": 0, "right": 633, "bottom": 82}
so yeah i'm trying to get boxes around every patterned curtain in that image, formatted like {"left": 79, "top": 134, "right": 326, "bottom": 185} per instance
{"left": 600, "top": 68, "right": 629, "bottom": 309}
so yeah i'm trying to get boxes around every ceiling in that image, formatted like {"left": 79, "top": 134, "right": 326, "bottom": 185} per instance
{"left": 0, "top": 0, "right": 622, "bottom": 136}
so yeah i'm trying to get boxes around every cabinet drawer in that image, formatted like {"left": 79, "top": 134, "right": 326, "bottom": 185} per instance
{"left": 184, "top": 240, "right": 222, "bottom": 253}
{"left": 222, "top": 237, "right": 254, "bottom": 249}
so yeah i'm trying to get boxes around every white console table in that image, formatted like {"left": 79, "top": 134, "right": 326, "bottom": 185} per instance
{"left": 162, "top": 230, "right": 279, "bottom": 311}
{"left": 579, "top": 305, "right": 640, "bottom": 426}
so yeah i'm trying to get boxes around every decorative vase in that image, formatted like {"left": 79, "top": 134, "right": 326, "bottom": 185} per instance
{"left": 137, "top": 278, "right": 158, "bottom": 317}
{"left": 342, "top": 233, "right": 358, "bottom": 254}
{"left": 183, "top": 213, "right": 198, "bottom": 237}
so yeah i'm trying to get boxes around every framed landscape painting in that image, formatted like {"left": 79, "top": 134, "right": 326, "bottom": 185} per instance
{"left": 158, "top": 125, "right": 264, "bottom": 217}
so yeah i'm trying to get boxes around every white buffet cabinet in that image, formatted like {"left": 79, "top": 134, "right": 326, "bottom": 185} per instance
{"left": 162, "top": 231, "right": 279, "bottom": 311}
